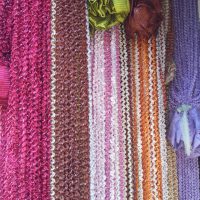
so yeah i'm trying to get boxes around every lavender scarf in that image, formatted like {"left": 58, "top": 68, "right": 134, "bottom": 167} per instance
{"left": 168, "top": 0, "right": 200, "bottom": 158}
{"left": 168, "top": 1, "right": 200, "bottom": 199}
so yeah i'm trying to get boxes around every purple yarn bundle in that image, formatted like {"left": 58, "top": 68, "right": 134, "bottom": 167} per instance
{"left": 168, "top": 0, "right": 200, "bottom": 158}
{"left": 169, "top": 1, "right": 200, "bottom": 199}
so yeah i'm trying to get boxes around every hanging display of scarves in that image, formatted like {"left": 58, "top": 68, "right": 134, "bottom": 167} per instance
{"left": 0, "top": 0, "right": 200, "bottom": 199}
{"left": 88, "top": 0, "right": 130, "bottom": 30}
{"left": 0, "top": 0, "right": 51, "bottom": 199}
{"left": 51, "top": 0, "right": 90, "bottom": 199}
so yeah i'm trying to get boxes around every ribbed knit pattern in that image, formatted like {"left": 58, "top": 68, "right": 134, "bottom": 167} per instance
{"left": 50, "top": 0, "right": 56, "bottom": 199}
{"left": 165, "top": 1, "right": 179, "bottom": 199}
{"left": 89, "top": 26, "right": 126, "bottom": 200}
{"left": 177, "top": 150, "right": 200, "bottom": 200}
{"left": 129, "top": 2, "right": 170, "bottom": 197}
{"left": 119, "top": 25, "right": 134, "bottom": 200}
{"left": 167, "top": 144, "right": 178, "bottom": 200}
{"left": 53, "top": 1, "right": 90, "bottom": 199}
{"left": 0, "top": 0, "right": 51, "bottom": 199}
{"left": 169, "top": 0, "right": 200, "bottom": 199}
{"left": 168, "top": 0, "right": 200, "bottom": 157}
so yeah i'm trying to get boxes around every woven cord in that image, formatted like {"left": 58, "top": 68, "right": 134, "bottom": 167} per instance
{"left": 92, "top": 31, "right": 106, "bottom": 200}
{"left": 50, "top": 0, "right": 56, "bottom": 199}
{"left": 164, "top": 0, "right": 179, "bottom": 199}
{"left": 104, "top": 29, "right": 112, "bottom": 200}
{"left": 113, "top": 26, "right": 126, "bottom": 200}
{"left": 130, "top": 36, "right": 144, "bottom": 200}
{"left": 119, "top": 25, "right": 134, "bottom": 200}
{"left": 166, "top": 144, "right": 178, "bottom": 200}
{"left": 86, "top": 2, "right": 96, "bottom": 200}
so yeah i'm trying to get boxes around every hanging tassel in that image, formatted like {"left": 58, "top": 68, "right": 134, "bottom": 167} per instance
{"left": 177, "top": 104, "right": 191, "bottom": 156}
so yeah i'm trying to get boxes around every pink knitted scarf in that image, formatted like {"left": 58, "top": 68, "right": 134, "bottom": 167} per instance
{"left": 90, "top": 26, "right": 126, "bottom": 200}
{"left": 0, "top": 0, "right": 51, "bottom": 199}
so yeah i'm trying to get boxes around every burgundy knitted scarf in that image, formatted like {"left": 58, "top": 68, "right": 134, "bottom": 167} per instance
{"left": 52, "top": 0, "right": 90, "bottom": 199}
{"left": 0, "top": 0, "right": 51, "bottom": 199}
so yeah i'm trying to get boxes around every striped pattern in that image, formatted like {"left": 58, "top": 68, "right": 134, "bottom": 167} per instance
{"left": 89, "top": 27, "right": 126, "bottom": 200}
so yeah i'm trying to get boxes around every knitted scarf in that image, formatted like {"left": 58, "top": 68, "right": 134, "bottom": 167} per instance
{"left": 89, "top": 26, "right": 126, "bottom": 200}
{"left": 168, "top": 0, "right": 200, "bottom": 199}
{"left": 130, "top": 35, "right": 165, "bottom": 200}
{"left": 0, "top": 0, "right": 51, "bottom": 199}
{"left": 168, "top": 0, "right": 200, "bottom": 158}
{"left": 51, "top": 1, "right": 90, "bottom": 199}
{"left": 129, "top": 1, "right": 173, "bottom": 198}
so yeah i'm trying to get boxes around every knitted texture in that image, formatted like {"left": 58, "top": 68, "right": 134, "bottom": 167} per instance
{"left": 130, "top": 36, "right": 163, "bottom": 200}
{"left": 166, "top": 144, "right": 178, "bottom": 200}
{"left": 168, "top": 0, "right": 200, "bottom": 199}
{"left": 91, "top": 30, "right": 106, "bottom": 200}
{"left": 53, "top": 1, "right": 90, "bottom": 199}
{"left": 50, "top": 0, "right": 56, "bottom": 199}
{"left": 0, "top": 0, "right": 51, "bottom": 199}
{"left": 164, "top": 1, "right": 178, "bottom": 199}
{"left": 119, "top": 25, "right": 134, "bottom": 200}
{"left": 168, "top": 0, "right": 200, "bottom": 157}
{"left": 89, "top": 26, "right": 126, "bottom": 200}
{"left": 177, "top": 150, "right": 200, "bottom": 200}
{"left": 129, "top": 2, "right": 170, "bottom": 197}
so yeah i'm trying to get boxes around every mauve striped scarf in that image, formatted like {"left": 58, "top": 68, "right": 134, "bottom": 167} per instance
{"left": 89, "top": 27, "right": 126, "bottom": 200}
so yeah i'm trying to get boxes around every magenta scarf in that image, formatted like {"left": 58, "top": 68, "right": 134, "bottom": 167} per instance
{"left": 0, "top": 0, "right": 51, "bottom": 199}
